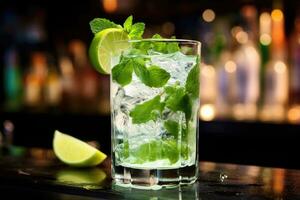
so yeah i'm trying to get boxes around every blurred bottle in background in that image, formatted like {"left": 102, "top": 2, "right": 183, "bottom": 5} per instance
{"left": 287, "top": 14, "right": 300, "bottom": 123}
{"left": 231, "top": 5, "right": 261, "bottom": 121}
{"left": 200, "top": 62, "right": 217, "bottom": 121}
{"left": 3, "top": 48, "right": 23, "bottom": 111}
{"left": 68, "top": 40, "right": 101, "bottom": 113}
{"left": 45, "top": 56, "right": 62, "bottom": 109}
{"left": 259, "top": 11, "right": 272, "bottom": 109}
{"left": 1, "top": 1, "right": 300, "bottom": 123}
{"left": 260, "top": 8, "right": 288, "bottom": 122}
{"left": 199, "top": 9, "right": 220, "bottom": 121}
{"left": 58, "top": 55, "right": 78, "bottom": 112}
{"left": 1, "top": 10, "right": 20, "bottom": 109}
{"left": 24, "top": 52, "right": 48, "bottom": 110}
{"left": 216, "top": 51, "right": 236, "bottom": 118}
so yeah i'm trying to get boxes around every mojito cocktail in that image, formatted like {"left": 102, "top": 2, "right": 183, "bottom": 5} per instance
{"left": 88, "top": 16, "right": 201, "bottom": 189}
{"left": 111, "top": 39, "right": 200, "bottom": 189}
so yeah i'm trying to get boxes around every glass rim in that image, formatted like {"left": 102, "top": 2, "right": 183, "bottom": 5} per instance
{"left": 115, "top": 38, "right": 201, "bottom": 45}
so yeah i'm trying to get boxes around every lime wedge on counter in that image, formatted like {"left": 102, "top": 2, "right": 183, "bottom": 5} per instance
{"left": 89, "top": 28, "right": 130, "bottom": 74}
{"left": 53, "top": 130, "right": 107, "bottom": 167}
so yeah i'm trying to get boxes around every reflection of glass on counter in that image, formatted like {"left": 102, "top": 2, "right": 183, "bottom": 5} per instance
{"left": 113, "top": 182, "right": 200, "bottom": 200}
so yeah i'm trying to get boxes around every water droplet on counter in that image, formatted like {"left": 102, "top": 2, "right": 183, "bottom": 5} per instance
{"left": 219, "top": 173, "right": 228, "bottom": 183}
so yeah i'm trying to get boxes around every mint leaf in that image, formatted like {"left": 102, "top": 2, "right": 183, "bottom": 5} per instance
{"left": 165, "top": 86, "right": 186, "bottom": 111}
{"left": 185, "top": 56, "right": 200, "bottom": 98}
{"left": 131, "top": 140, "right": 160, "bottom": 163}
{"left": 167, "top": 36, "right": 180, "bottom": 53}
{"left": 128, "top": 22, "right": 145, "bottom": 39}
{"left": 131, "top": 34, "right": 164, "bottom": 53}
{"left": 152, "top": 34, "right": 163, "bottom": 39}
{"left": 164, "top": 85, "right": 176, "bottom": 94}
{"left": 161, "top": 139, "right": 179, "bottom": 164}
{"left": 165, "top": 86, "right": 192, "bottom": 121}
{"left": 133, "top": 60, "right": 170, "bottom": 88}
{"left": 182, "top": 94, "right": 192, "bottom": 121}
{"left": 152, "top": 34, "right": 167, "bottom": 53}
{"left": 130, "top": 139, "right": 179, "bottom": 164}
{"left": 164, "top": 120, "right": 179, "bottom": 139}
{"left": 133, "top": 34, "right": 179, "bottom": 54}
{"left": 132, "top": 59, "right": 149, "bottom": 83}
{"left": 126, "top": 48, "right": 145, "bottom": 56}
{"left": 113, "top": 55, "right": 169, "bottom": 88}
{"left": 181, "top": 142, "right": 189, "bottom": 160}
{"left": 89, "top": 18, "right": 120, "bottom": 34}
{"left": 130, "top": 33, "right": 156, "bottom": 53}
{"left": 112, "top": 59, "right": 133, "bottom": 86}
{"left": 123, "top": 15, "right": 133, "bottom": 33}
{"left": 147, "top": 66, "right": 170, "bottom": 87}
{"left": 180, "top": 126, "right": 189, "bottom": 160}
{"left": 132, "top": 41, "right": 151, "bottom": 54}
{"left": 129, "top": 95, "right": 164, "bottom": 124}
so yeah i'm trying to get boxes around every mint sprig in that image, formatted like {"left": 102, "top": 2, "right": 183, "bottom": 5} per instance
{"left": 151, "top": 34, "right": 167, "bottom": 52}
{"left": 128, "top": 22, "right": 145, "bottom": 39}
{"left": 129, "top": 95, "right": 165, "bottom": 124}
{"left": 90, "top": 16, "right": 178, "bottom": 54}
{"left": 123, "top": 15, "right": 145, "bottom": 39}
{"left": 89, "top": 18, "right": 121, "bottom": 34}
{"left": 132, "top": 34, "right": 180, "bottom": 54}
{"left": 167, "top": 36, "right": 180, "bottom": 53}
{"left": 112, "top": 56, "right": 170, "bottom": 88}
{"left": 90, "top": 15, "right": 145, "bottom": 39}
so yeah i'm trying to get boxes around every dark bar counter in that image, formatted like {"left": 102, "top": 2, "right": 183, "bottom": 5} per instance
{"left": 0, "top": 147, "right": 300, "bottom": 199}
{"left": 2, "top": 112, "right": 300, "bottom": 168}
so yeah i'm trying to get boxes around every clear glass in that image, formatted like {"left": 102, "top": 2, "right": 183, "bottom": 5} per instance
{"left": 110, "top": 39, "right": 201, "bottom": 189}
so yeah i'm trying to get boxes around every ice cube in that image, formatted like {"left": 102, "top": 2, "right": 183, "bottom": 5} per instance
{"left": 123, "top": 75, "right": 162, "bottom": 100}
{"left": 150, "top": 51, "right": 197, "bottom": 86}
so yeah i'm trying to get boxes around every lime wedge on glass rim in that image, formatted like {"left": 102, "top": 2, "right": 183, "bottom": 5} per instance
{"left": 89, "top": 28, "right": 130, "bottom": 74}
{"left": 53, "top": 130, "right": 107, "bottom": 167}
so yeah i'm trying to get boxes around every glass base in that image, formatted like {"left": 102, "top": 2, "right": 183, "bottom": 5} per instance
{"left": 112, "top": 164, "right": 198, "bottom": 190}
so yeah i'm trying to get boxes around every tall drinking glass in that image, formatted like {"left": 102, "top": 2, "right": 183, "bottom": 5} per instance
{"left": 111, "top": 39, "right": 201, "bottom": 189}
